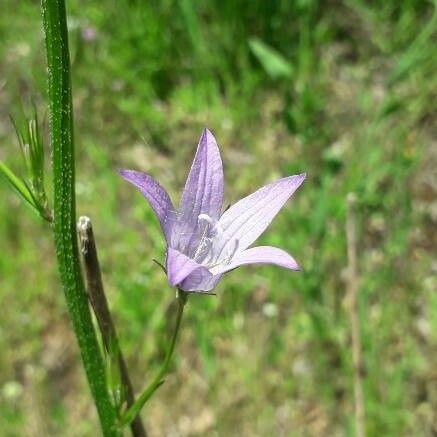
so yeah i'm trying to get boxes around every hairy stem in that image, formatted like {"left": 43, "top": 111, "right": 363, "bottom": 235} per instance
{"left": 41, "top": 0, "right": 119, "bottom": 434}
{"left": 77, "top": 216, "right": 147, "bottom": 437}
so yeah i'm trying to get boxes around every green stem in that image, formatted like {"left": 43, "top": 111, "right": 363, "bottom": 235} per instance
{"left": 41, "top": 1, "right": 119, "bottom": 435}
{"left": 122, "top": 292, "right": 187, "bottom": 427}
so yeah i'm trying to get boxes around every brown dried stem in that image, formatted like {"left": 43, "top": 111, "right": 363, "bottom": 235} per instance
{"left": 77, "top": 216, "right": 147, "bottom": 437}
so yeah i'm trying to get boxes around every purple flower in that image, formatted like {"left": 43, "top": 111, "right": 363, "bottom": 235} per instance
{"left": 119, "top": 129, "right": 305, "bottom": 293}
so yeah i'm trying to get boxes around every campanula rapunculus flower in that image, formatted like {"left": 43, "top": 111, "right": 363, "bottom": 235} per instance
{"left": 119, "top": 129, "right": 305, "bottom": 292}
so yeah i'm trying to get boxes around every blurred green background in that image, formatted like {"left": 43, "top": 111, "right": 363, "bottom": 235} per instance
{"left": 0, "top": 1, "right": 436, "bottom": 435}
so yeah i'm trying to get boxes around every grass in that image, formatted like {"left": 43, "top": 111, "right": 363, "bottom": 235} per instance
{"left": 0, "top": 0, "right": 436, "bottom": 435}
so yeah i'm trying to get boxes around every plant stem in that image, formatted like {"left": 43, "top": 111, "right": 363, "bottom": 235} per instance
{"left": 122, "top": 292, "right": 187, "bottom": 427}
{"left": 77, "top": 216, "right": 147, "bottom": 437}
{"left": 346, "top": 193, "right": 365, "bottom": 437}
{"left": 41, "top": 1, "right": 119, "bottom": 435}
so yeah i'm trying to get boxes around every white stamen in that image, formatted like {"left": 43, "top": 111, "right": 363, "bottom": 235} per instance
{"left": 198, "top": 213, "right": 214, "bottom": 225}
{"left": 176, "top": 213, "right": 239, "bottom": 272}
{"left": 193, "top": 214, "right": 214, "bottom": 261}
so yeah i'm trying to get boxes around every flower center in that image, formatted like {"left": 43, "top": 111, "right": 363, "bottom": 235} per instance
{"left": 192, "top": 214, "right": 239, "bottom": 270}
{"left": 191, "top": 214, "right": 217, "bottom": 263}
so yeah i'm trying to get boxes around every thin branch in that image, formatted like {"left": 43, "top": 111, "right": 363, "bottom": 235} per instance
{"left": 77, "top": 216, "right": 147, "bottom": 437}
{"left": 346, "top": 193, "right": 365, "bottom": 437}
{"left": 121, "top": 290, "right": 187, "bottom": 428}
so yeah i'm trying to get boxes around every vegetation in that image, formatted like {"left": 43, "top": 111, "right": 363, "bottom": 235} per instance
{"left": 0, "top": 0, "right": 435, "bottom": 435}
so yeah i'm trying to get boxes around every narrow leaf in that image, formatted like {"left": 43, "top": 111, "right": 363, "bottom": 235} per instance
{"left": 0, "top": 160, "right": 39, "bottom": 212}
{"left": 249, "top": 38, "right": 293, "bottom": 80}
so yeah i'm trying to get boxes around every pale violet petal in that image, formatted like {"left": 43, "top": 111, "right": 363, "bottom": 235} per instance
{"left": 119, "top": 169, "right": 174, "bottom": 241}
{"left": 212, "top": 174, "right": 306, "bottom": 260}
{"left": 175, "top": 128, "right": 224, "bottom": 254}
{"left": 211, "top": 246, "right": 299, "bottom": 275}
{"left": 179, "top": 270, "right": 223, "bottom": 293}
{"left": 166, "top": 248, "right": 203, "bottom": 287}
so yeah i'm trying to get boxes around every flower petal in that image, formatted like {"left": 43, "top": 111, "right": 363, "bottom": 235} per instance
{"left": 211, "top": 246, "right": 299, "bottom": 275}
{"left": 119, "top": 169, "right": 174, "bottom": 242}
{"left": 179, "top": 270, "right": 222, "bottom": 293}
{"left": 166, "top": 248, "right": 220, "bottom": 292}
{"left": 175, "top": 128, "right": 224, "bottom": 254}
{"left": 166, "top": 248, "right": 203, "bottom": 287}
{"left": 213, "top": 173, "right": 306, "bottom": 260}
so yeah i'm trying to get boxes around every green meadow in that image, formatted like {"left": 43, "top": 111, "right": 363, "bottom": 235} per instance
{"left": 0, "top": 1, "right": 435, "bottom": 435}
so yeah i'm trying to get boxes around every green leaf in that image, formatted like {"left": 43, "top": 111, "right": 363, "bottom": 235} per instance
{"left": 0, "top": 160, "right": 40, "bottom": 214}
{"left": 249, "top": 37, "right": 293, "bottom": 80}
